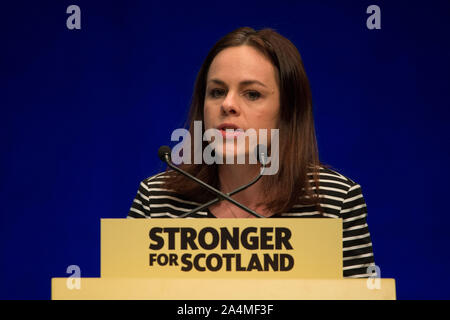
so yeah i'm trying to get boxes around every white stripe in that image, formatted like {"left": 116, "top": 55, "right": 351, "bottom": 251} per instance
{"left": 314, "top": 172, "right": 349, "bottom": 181}
{"left": 137, "top": 190, "right": 149, "bottom": 201}
{"left": 346, "top": 273, "right": 374, "bottom": 278}
{"left": 281, "top": 212, "right": 321, "bottom": 217}
{"left": 129, "top": 207, "right": 146, "bottom": 217}
{"left": 343, "top": 253, "right": 373, "bottom": 261}
{"left": 321, "top": 212, "right": 340, "bottom": 218}
{"left": 148, "top": 188, "right": 175, "bottom": 192}
{"left": 147, "top": 180, "right": 165, "bottom": 185}
{"left": 302, "top": 193, "right": 345, "bottom": 202}
{"left": 149, "top": 203, "right": 192, "bottom": 212}
{"left": 344, "top": 223, "right": 368, "bottom": 231}
{"left": 334, "top": 171, "right": 352, "bottom": 181}
{"left": 343, "top": 233, "right": 371, "bottom": 241}
{"left": 310, "top": 186, "right": 347, "bottom": 195}
{"left": 282, "top": 211, "right": 339, "bottom": 218}
{"left": 343, "top": 193, "right": 364, "bottom": 204}
{"left": 149, "top": 195, "right": 201, "bottom": 206}
{"left": 148, "top": 212, "right": 181, "bottom": 218}
{"left": 133, "top": 200, "right": 150, "bottom": 211}
{"left": 308, "top": 178, "right": 351, "bottom": 188}
{"left": 185, "top": 212, "right": 208, "bottom": 218}
{"left": 341, "top": 204, "right": 366, "bottom": 215}
{"left": 343, "top": 242, "right": 373, "bottom": 251}
{"left": 346, "top": 183, "right": 361, "bottom": 193}
{"left": 318, "top": 194, "right": 346, "bottom": 202}
{"left": 318, "top": 203, "right": 341, "bottom": 211}
{"left": 343, "top": 264, "right": 370, "bottom": 271}
{"left": 140, "top": 181, "right": 150, "bottom": 192}
{"left": 156, "top": 174, "right": 170, "bottom": 178}
{"left": 146, "top": 172, "right": 169, "bottom": 181}
{"left": 343, "top": 212, "right": 366, "bottom": 222}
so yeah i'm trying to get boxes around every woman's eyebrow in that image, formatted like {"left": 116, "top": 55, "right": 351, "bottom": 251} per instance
{"left": 207, "top": 78, "right": 268, "bottom": 88}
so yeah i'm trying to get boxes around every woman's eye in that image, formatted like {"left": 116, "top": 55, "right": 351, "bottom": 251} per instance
{"left": 245, "top": 91, "right": 261, "bottom": 101}
{"left": 209, "top": 88, "right": 225, "bottom": 98}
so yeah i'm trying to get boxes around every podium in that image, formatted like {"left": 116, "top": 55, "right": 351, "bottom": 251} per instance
{"left": 51, "top": 219, "right": 396, "bottom": 299}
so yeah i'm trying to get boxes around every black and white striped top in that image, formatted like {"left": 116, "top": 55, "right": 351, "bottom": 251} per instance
{"left": 127, "top": 167, "right": 376, "bottom": 278}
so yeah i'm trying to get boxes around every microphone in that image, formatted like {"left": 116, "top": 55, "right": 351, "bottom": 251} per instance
{"left": 158, "top": 145, "right": 266, "bottom": 218}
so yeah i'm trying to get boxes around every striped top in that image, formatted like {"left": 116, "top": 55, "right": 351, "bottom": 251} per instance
{"left": 127, "top": 166, "right": 376, "bottom": 278}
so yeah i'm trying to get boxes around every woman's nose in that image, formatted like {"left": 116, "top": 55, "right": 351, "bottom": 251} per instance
{"left": 221, "top": 92, "right": 240, "bottom": 115}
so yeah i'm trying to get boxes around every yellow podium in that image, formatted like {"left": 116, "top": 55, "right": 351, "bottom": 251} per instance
{"left": 51, "top": 218, "right": 396, "bottom": 300}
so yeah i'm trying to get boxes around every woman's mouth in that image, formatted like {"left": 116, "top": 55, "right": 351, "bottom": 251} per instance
{"left": 220, "top": 128, "right": 244, "bottom": 138}
{"left": 217, "top": 123, "right": 244, "bottom": 139}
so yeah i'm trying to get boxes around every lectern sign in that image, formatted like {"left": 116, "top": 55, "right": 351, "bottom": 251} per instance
{"left": 149, "top": 226, "right": 295, "bottom": 272}
{"left": 101, "top": 218, "right": 342, "bottom": 279}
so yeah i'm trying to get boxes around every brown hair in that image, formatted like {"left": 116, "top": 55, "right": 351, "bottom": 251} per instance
{"left": 163, "top": 26, "right": 329, "bottom": 215}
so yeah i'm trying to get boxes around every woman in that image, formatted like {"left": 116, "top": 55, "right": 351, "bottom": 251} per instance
{"left": 128, "top": 27, "right": 376, "bottom": 278}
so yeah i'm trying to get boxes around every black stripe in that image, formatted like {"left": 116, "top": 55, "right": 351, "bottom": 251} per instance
{"left": 343, "top": 226, "right": 370, "bottom": 238}
{"left": 343, "top": 217, "right": 368, "bottom": 229}
{"left": 343, "top": 236, "right": 372, "bottom": 248}
{"left": 148, "top": 197, "right": 198, "bottom": 209}
{"left": 344, "top": 266, "right": 372, "bottom": 277}
{"left": 343, "top": 245, "right": 374, "bottom": 258}
{"left": 313, "top": 181, "right": 350, "bottom": 191}
{"left": 343, "top": 256, "right": 375, "bottom": 268}
{"left": 127, "top": 210, "right": 146, "bottom": 218}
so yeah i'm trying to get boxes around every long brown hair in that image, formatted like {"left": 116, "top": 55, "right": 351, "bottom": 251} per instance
{"left": 163, "top": 26, "right": 329, "bottom": 215}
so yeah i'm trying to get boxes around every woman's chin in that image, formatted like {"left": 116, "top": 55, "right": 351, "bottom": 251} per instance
{"left": 214, "top": 144, "right": 251, "bottom": 164}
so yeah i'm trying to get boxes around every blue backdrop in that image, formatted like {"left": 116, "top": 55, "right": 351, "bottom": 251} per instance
{"left": 1, "top": 0, "right": 449, "bottom": 300}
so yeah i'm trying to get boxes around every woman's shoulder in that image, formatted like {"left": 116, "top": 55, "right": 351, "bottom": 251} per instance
{"left": 140, "top": 170, "right": 196, "bottom": 200}
{"left": 313, "top": 165, "right": 360, "bottom": 189}
{"left": 136, "top": 170, "right": 206, "bottom": 218}
{"left": 309, "top": 164, "right": 364, "bottom": 204}
{"left": 284, "top": 165, "right": 365, "bottom": 218}
{"left": 141, "top": 170, "right": 173, "bottom": 185}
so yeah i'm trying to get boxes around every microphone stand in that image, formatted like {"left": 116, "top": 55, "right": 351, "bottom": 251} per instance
{"left": 179, "top": 164, "right": 266, "bottom": 218}
{"left": 161, "top": 153, "right": 265, "bottom": 218}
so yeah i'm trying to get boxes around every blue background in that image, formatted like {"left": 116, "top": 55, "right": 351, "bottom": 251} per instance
{"left": 1, "top": 0, "right": 449, "bottom": 299}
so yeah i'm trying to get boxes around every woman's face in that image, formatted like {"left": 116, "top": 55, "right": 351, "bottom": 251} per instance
{"left": 203, "top": 45, "right": 280, "bottom": 161}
